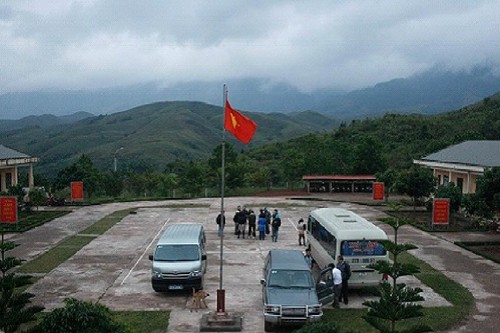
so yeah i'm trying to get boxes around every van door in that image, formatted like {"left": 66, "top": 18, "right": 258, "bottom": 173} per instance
{"left": 316, "top": 267, "right": 335, "bottom": 305}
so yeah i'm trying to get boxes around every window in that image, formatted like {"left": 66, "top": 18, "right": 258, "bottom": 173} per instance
{"left": 456, "top": 178, "right": 464, "bottom": 193}
{"left": 341, "top": 240, "right": 386, "bottom": 256}
{"left": 310, "top": 218, "right": 336, "bottom": 257}
{"left": 269, "top": 270, "right": 313, "bottom": 288}
{"left": 154, "top": 245, "right": 199, "bottom": 261}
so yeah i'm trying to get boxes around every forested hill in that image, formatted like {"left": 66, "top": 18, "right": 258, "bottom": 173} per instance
{"left": 246, "top": 93, "right": 500, "bottom": 178}
{"left": 0, "top": 101, "right": 338, "bottom": 176}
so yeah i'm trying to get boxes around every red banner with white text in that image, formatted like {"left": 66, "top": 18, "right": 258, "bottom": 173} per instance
{"left": 0, "top": 196, "right": 18, "bottom": 223}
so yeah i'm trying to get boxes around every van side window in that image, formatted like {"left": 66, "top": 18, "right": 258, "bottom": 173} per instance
{"left": 311, "top": 220, "right": 337, "bottom": 258}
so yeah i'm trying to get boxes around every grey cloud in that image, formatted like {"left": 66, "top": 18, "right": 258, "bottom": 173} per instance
{"left": 1, "top": 0, "right": 499, "bottom": 93}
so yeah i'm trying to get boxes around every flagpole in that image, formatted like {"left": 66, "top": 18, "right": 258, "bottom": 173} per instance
{"left": 217, "top": 84, "right": 227, "bottom": 314}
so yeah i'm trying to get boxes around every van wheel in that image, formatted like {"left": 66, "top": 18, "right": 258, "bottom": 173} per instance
{"left": 264, "top": 321, "right": 274, "bottom": 332}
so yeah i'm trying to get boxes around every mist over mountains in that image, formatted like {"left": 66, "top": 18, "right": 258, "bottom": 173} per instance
{"left": 1, "top": 67, "right": 499, "bottom": 120}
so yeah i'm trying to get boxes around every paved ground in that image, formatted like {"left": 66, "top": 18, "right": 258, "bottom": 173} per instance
{"left": 5, "top": 195, "right": 500, "bottom": 333}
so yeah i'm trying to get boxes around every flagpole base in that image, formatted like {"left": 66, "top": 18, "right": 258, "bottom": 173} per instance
{"left": 200, "top": 311, "right": 242, "bottom": 332}
{"left": 216, "top": 289, "right": 225, "bottom": 313}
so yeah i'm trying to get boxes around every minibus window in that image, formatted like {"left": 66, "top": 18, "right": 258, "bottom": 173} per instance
{"left": 341, "top": 240, "right": 386, "bottom": 256}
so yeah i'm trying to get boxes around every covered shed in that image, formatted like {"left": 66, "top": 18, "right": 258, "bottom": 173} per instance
{"left": 0, "top": 144, "right": 39, "bottom": 192}
{"left": 302, "top": 175, "right": 376, "bottom": 193}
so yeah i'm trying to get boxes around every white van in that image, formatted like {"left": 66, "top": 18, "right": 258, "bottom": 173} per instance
{"left": 149, "top": 223, "right": 207, "bottom": 292}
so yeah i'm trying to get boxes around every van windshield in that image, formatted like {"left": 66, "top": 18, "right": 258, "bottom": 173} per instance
{"left": 268, "top": 270, "right": 313, "bottom": 288}
{"left": 154, "top": 245, "right": 200, "bottom": 261}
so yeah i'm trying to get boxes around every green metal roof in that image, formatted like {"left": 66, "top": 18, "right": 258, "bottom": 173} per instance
{"left": 0, "top": 144, "right": 32, "bottom": 159}
{"left": 420, "top": 140, "right": 500, "bottom": 167}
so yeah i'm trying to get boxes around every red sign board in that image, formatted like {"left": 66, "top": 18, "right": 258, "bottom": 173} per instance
{"left": 372, "top": 182, "right": 384, "bottom": 201}
{"left": 71, "top": 181, "right": 84, "bottom": 201}
{"left": 0, "top": 196, "right": 18, "bottom": 223}
{"left": 433, "top": 198, "right": 450, "bottom": 225}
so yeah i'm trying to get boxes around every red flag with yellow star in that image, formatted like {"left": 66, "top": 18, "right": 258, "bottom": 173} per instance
{"left": 224, "top": 100, "right": 257, "bottom": 144}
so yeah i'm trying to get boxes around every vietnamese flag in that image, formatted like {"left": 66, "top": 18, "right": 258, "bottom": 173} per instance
{"left": 224, "top": 100, "right": 257, "bottom": 144}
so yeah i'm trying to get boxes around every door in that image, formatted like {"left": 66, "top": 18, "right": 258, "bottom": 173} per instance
{"left": 316, "top": 267, "right": 335, "bottom": 305}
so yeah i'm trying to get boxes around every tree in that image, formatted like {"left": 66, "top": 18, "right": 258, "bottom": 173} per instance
{"left": 475, "top": 167, "right": 500, "bottom": 215}
{"left": 101, "top": 171, "right": 124, "bottom": 197}
{"left": 363, "top": 203, "right": 431, "bottom": 333}
{"left": 54, "top": 155, "right": 103, "bottom": 197}
{"left": 157, "top": 173, "right": 179, "bottom": 197}
{"left": 376, "top": 168, "right": 398, "bottom": 202}
{"left": 395, "top": 167, "right": 435, "bottom": 209}
{"left": 280, "top": 149, "right": 305, "bottom": 187}
{"left": 245, "top": 166, "right": 272, "bottom": 189}
{"left": 462, "top": 194, "right": 491, "bottom": 218}
{"left": 1, "top": 230, "right": 44, "bottom": 333}
{"left": 433, "top": 182, "right": 462, "bottom": 212}
{"left": 179, "top": 161, "right": 207, "bottom": 196}
{"left": 351, "top": 136, "right": 387, "bottom": 175}
{"left": 29, "top": 187, "right": 47, "bottom": 211}
{"left": 28, "top": 298, "right": 131, "bottom": 333}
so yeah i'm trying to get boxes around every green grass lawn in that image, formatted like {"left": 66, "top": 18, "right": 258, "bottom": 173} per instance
{"left": 114, "top": 311, "right": 170, "bottom": 333}
{"left": 17, "top": 235, "right": 95, "bottom": 274}
{"left": 1, "top": 210, "right": 70, "bottom": 233}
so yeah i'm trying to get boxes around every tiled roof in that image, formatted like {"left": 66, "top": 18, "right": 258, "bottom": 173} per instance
{"left": 0, "top": 144, "right": 32, "bottom": 160}
{"left": 420, "top": 140, "right": 500, "bottom": 167}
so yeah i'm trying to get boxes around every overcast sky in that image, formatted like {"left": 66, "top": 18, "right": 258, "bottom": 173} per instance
{"left": 1, "top": 0, "right": 499, "bottom": 94}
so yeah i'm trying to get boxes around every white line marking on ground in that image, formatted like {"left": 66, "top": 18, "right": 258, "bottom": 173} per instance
{"left": 120, "top": 218, "right": 170, "bottom": 286}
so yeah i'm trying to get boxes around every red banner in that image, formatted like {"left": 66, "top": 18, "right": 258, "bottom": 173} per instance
{"left": 0, "top": 196, "right": 18, "bottom": 223}
{"left": 71, "top": 181, "right": 84, "bottom": 201}
{"left": 433, "top": 198, "right": 450, "bottom": 225}
{"left": 372, "top": 182, "right": 384, "bottom": 201}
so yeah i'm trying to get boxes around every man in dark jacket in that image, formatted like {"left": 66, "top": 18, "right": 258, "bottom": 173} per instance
{"left": 247, "top": 209, "right": 256, "bottom": 239}
{"left": 233, "top": 206, "right": 241, "bottom": 235}
{"left": 337, "top": 255, "right": 351, "bottom": 305}
{"left": 216, "top": 210, "right": 225, "bottom": 237}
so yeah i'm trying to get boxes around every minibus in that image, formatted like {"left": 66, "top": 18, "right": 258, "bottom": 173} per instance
{"left": 149, "top": 223, "right": 207, "bottom": 292}
{"left": 307, "top": 208, "right": 389, "bottom": 287}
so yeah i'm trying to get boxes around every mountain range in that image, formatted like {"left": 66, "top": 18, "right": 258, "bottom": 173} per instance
{"left": 0, "top": 102, "right": 338, "bottom": 177}
{"left": 1, "top": 66, "right": 499, "bottom": 120}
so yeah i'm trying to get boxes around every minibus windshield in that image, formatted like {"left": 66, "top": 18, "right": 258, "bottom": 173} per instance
{"left": 154, "top": 245, "right": 200, "bottom": 261}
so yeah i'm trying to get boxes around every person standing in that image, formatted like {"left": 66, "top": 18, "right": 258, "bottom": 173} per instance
{"left": 239, "top": 206, "right": 248, "bottom": 239}
{"left": 264, "top": 208, "right": 271, "bottom": 235}
{"left": 258, "top": 210, "right": 267, "bottom": 240}
{"left": 216, "top": 210, "right": 225, "bottom": 237}
{"left": 304, "top": 248, "right": 313, "bottom": 269}
{"left": 329, "top": 263, "right": 343, "bottom": 308}
{"left": 337, "top": 255, "right": 351, "bottom": 305}
{"left": 298, "top": 218, "right": 306, "bottom": 246}
{"left": 248, "top": 209, "right": 256, "bottom": 239}
{"left": 233, "top": 206, "right": 241, "bottom": 235}
{"left": 271, "top": 209, "right": 281, "bottom": 242}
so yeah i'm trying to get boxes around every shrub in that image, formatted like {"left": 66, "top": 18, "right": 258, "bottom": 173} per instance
{"left": 28, "top": 298, "right": 131, "bottom": 333}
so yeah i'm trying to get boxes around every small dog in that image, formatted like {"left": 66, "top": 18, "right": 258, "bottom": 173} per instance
{"left": 190, "top": 288, "right": 209, "bottom": 312}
